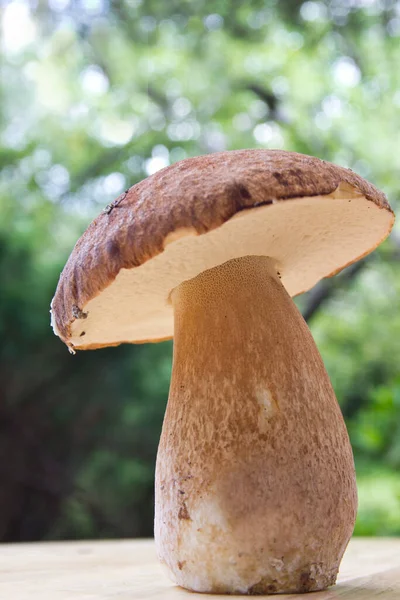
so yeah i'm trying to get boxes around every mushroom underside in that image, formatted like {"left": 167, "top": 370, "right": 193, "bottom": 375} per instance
{"left": 66, "top": 186, "right": 392, "bottom": 349}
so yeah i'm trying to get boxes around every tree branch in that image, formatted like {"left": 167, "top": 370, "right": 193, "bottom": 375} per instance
{"left": 303, "top": 231, "right": 399, "bottom": 323}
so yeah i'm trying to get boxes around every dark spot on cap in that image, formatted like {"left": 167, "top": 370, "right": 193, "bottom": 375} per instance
{"left": 236, "top": 183, "right": 251, "bottom": 200}
{"left": 226, "top": 181, "right": 252, "bottom": 212}
{"left": 72, "top": 305, "right": 88, "bottom": 320}
{"left": 288, "top": 168, "right": 303, "bottom": 179}
{"left": 272, "top": 171, "right": 288, "bottom": 185}
{"left": 106, "top": 239, "right": 121, "bottom": 262}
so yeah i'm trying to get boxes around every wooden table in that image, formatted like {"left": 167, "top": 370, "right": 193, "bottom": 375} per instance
{"left": 1, "top": 538, "right": 400, "bottom": 599}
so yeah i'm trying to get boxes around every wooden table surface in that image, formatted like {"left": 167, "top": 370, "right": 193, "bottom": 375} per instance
{"left": 1, "top": 537, "right": 400, "bottom": 599}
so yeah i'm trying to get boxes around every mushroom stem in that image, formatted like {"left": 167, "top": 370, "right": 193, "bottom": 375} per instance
{"left": 155, "top": 255, "right": 357, "bottom": 595}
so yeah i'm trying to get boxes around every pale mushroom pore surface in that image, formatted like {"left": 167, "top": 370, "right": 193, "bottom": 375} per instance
{"left": 155, "top": 255, "right": 358, "bottom": 594}
{"left": 67, "top": 184, "right": 392, "bottom": 348}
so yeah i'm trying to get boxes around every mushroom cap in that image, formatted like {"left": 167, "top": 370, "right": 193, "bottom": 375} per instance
{"left": 51, "top": 149, "right": 394, "bottom": 350}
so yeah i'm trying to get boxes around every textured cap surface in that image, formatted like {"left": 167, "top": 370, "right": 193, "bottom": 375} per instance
{"left": 51, "top": 149, "right": 394, "bottom": 350}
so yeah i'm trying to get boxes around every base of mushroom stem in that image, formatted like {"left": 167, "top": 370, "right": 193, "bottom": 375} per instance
{"left": 162, "top": 560, "right": 338, "bottom": 595}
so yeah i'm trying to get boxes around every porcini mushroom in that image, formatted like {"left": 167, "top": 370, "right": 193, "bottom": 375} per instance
{"left": 51, "top": 150, "right": 394, "bottom": 594}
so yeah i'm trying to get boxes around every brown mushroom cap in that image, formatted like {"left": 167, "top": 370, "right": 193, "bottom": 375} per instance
{"left": 51, "top": 149, "right": 394, "bottom": 350}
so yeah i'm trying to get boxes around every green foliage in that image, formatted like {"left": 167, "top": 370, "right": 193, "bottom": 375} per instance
{"left": 355, "top": 462, "right": 400, "bottom": 536}
{"left": 0, "top": 0, "right": 399, "bottom": 540}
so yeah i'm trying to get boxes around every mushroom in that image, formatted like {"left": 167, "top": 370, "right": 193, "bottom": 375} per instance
{"left": 51, "top": 150, "right": 394, "bottom": 594}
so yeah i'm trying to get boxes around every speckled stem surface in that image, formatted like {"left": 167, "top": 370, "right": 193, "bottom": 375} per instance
{"left": 155, "top": 256, "right": 357, "bottom": 595}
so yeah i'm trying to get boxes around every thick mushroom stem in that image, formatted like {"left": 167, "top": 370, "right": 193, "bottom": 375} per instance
{"left": 155, "top": 255, "right": 357, "bottom": 595}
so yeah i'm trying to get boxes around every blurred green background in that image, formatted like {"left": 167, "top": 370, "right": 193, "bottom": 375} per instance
{"left": 0, "top": 0, "right": 399, "bottom": 543}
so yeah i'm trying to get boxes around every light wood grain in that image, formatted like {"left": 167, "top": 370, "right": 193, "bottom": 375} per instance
{"left": 1, "top": 537, "right": 399, "bottom": 599}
